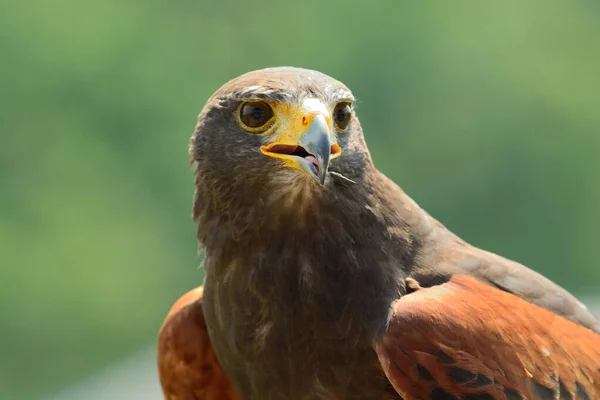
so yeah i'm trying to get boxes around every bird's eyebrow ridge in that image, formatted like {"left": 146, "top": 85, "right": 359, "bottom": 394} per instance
{"left": 216, "top": 86, "right": 355, "bottom": 106}
{"left": 225, "top": 87, "right": 295, "bottom": 103}
{"left": 329, "top": 89, "right": 355, "bottom": 103}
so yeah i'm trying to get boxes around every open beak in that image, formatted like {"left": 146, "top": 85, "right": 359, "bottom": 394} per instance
{"left": 260, "top": 114, "right": 341, "bottom": 184}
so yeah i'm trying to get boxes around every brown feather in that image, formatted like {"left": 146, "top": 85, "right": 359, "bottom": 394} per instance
{"left": 182, "top": 67, "right": 600, "bottom": 399}
{"left": 157, "top": 286, "right": 239, "bottom": 400}
{"left": 376, "top": 275, "right": 600, "bottom": 400}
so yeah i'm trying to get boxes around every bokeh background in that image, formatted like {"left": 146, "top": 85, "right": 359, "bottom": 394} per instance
{"left": 2, "top": 1, "right": 600, "bottom": 399}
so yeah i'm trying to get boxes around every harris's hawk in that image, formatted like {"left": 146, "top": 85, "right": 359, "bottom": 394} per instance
{"left": 158, "top": 67, "right": 600, "bottom": 400}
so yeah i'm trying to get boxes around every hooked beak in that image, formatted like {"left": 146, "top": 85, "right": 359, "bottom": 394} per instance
{"left": 298, "top": 114, "right": 335, "bottom": 184}
{"left": 260, "top": 114, "right": 341, "bottom": 184}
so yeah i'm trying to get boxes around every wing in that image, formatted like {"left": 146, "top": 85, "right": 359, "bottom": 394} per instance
{"left": 375, "top": 274, "right": 600, "bottom": 400}
{"left": 157, "top": 286, "right": 239, "bottom": 400}
{"left": 454, "top": 245, "right": 600, "bottom": 334}
{"left": 405, "top": 203, "right": 600, "bottom": 333}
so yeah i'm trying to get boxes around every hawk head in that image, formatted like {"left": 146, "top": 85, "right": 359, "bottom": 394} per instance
{"left": 190, "top": 67, "right": 374, "bottom": 236}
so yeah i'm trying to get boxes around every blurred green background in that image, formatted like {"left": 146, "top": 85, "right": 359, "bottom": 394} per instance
{"left": 2, "top": 1, "right": 599, "bottom": 399}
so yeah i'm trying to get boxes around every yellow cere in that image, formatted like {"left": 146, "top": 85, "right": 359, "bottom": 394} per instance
{"left": 266, "top": 99, "right": 331, "bottom": 141}
{"left": 259, "top": 98, "right": 342, "bottom": 171}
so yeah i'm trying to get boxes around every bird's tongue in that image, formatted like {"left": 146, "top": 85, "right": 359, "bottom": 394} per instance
{"left": 305, "top": 155, "right": 319, "bottom": 171}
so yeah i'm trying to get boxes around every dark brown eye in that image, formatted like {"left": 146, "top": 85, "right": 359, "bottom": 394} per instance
{"left": 333, "top": 102, "right": 352, "bottom": 130}
{"left": 239, "top": 101, "right": 274, "bottom": 129}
